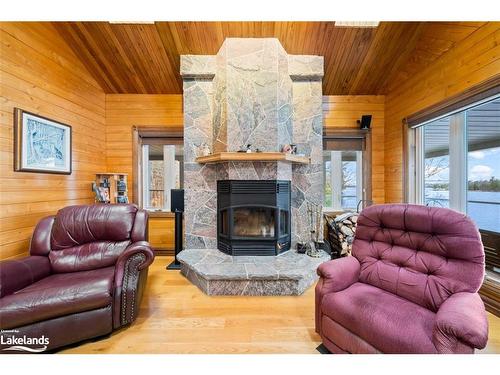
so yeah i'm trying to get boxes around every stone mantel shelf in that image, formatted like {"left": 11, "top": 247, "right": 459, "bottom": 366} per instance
{"left": 195, "top": 152, "right": 310, "bottom": 165}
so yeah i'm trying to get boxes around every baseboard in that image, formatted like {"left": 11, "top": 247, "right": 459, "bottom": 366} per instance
{"left": 153, "top": 249, "right": 174, "bottom": 256}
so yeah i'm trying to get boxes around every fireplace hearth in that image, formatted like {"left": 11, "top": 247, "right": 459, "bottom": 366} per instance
{"left": 217, "top": 180, "right": 291, "bottom": 256}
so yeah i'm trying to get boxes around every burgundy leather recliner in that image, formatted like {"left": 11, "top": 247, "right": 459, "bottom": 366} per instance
{"left": 0, "top": 204, "right": 154, "bottom": 352}
{"left": 316, "top": 204, "right": 489, "bottom": 354}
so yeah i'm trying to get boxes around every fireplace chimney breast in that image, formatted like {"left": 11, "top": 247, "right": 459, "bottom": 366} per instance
{"left": 181, "top": 38, "right": 324, "bottom": 250}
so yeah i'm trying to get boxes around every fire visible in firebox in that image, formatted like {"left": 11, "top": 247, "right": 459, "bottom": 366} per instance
{"left": 233, "top": 208, "right": 275, "bottom": 237}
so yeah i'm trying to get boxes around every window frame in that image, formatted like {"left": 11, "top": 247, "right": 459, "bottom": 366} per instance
{"left": 406, "top": 93, "right": 500, "bottom": 213}
{"left": 403, "top": 76, "right": 500, "bottom": 204}
{"left": 132, "top": 126, "right": 183, "bottom": 213}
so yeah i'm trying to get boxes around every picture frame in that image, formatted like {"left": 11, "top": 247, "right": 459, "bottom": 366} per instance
{"left": 14, "top": 108, "right": 72, "bottom": 174}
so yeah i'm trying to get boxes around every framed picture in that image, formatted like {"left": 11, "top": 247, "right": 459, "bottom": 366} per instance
{"left": 14, "top": 108, "right": 72, "bottom": 174}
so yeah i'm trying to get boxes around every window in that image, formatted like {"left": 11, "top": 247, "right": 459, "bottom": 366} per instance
{"left": 142, "top": 143, "right": 183, "bottom": 211}
{"left": 467, "top": 100, "right": 500, "bottom": 232}
{"left": 133, "top": 127, "right": 183, "bottom": 210}
{"left": 423, "top": 117, "right": 451, "bottom": 208}
{"left": 323, "top": 131, "right": 370, "bottom": 212}
{"left": 324, "top": 151, "right": 362, "bottom": 210}
{"left": 409, "top": 96, "right": 500, "bottom": 233}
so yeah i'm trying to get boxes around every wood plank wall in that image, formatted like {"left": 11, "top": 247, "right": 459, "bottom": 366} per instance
{"left": 323, "top": 95, "right": 385, "bottom": 204}
{"left": 384, "top": 22, "right": 500, "bottom": 202}
{"left": 105, "top": 94, "right": 183, "bottom": 200}
{"left": 0, "top": 23, "right": 107, "bottom": 260}
{"left": 106, "top": 95, "right": 183, "bottom": 254}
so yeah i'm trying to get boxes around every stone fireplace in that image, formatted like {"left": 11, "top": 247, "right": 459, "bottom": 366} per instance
{"left": 217, "top": 180, "right": 291, "bottom": 256}
{"left": 178, "top": 38, "right": 328, "bottom": 295}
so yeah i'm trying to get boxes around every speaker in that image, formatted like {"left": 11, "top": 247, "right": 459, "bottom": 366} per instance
{"left": 358, "top": 115, "right": 372, "bottom": 130}
{"left": 167, "top": 189, "right": 184, "bottom": 270}
{"left": 170, "top": 189, "right": 184, "bottom": 213}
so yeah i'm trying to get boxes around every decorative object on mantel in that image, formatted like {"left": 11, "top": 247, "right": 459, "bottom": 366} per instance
{"left": 202, "top": 142, "right": 211, "bottom": 156}
{"left": 324, "top": 211, "right": 359, "bottom": 259}
{"left": 195, "top": 142, "right": 211, "bottom": 157}
{"left": 306, "top": 202, "right": 323, "bottom": 258}
{"left": 237, "top": 144, "right": 262, "bottom": 153}
{"left": 195, "top": 152, "right": 310, "bottom": 164}
{"left": 94, "top": 173, "right": 129, "bottom": 204}
{"left": 14, "top": 108, "right": 72, "bottom": 174}
{"left": 281, "top": 143, "right": 297, "bottom": 154}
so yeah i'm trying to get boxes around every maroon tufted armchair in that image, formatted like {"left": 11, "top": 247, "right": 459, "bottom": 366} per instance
{"left": 316, "top": 204, "right": 488, "bottom": 353}
{"left": 0, "top": 204, "right": 154, "bottom": 352}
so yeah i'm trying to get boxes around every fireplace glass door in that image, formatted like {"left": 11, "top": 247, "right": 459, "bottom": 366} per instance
{"left": 279, "top": 210, "right": 289, "bottom": 236}
{"left": 217, "top": 180, "right": 291, "bottom": 256}
{"left": 233, "top": 207, "right": 275, "bottom": 238}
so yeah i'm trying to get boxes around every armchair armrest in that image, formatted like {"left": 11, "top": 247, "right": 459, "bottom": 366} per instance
{"left": 317, "top": 256, "right": 361, "bottom": 293}
{"left": 315, "top": 256, "right": 360, "bottom": 333}
{"left": 433, "top": 292, "right": 488, "bottom": 353}
{"left": 113, "top": 241, "right": 155, "bottom": 328}
{"left": 0, "top": 256, "right": 51, "bottom": 298}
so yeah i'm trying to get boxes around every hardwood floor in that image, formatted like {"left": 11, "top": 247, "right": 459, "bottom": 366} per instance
{"left": 61, "top": 256, "right": 500, "bottom": 354}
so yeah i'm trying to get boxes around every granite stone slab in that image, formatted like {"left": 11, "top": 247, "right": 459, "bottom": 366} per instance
{"left": 180, "top": 55, "right": 216, "bottom": 78}
{"left": 288, "top": 55, "right": 324, "bottom": 80}
{"left": 178, "top": 248, "right": 330, "bottom": 296}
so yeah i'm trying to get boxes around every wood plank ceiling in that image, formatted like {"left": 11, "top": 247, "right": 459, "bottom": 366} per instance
{"left": 52, "top": 21, "right": 485, "bottom": 95}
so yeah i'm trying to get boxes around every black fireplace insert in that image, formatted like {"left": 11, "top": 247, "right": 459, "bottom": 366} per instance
{"left": 217, "top": 180, "right": 291, "bottom": 256}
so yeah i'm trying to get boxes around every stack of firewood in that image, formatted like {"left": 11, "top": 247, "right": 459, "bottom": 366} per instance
{"left": 324, "top": 212, "right": 359, "bottom": 258}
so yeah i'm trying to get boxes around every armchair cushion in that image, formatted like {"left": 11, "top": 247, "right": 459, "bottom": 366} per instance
{"left": 322, "top": 282, "right": 437, "bottom": 353}
{"left": 49, "top": 204, "right": 139, "bottom": 272}
{"left": 0, "top": 256, "right": 51, "bottom": 298}
{"left": 49, "top": 240, "right": 131, "bottom": 273}
{"left": 0, "top": 267, "right": 114, "bottom": 330}
{"left": 51, "top": 204, "right": 138, "bottom": 248}
{"left": 433, "top": 292, "right": 488, "bottom": 353}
